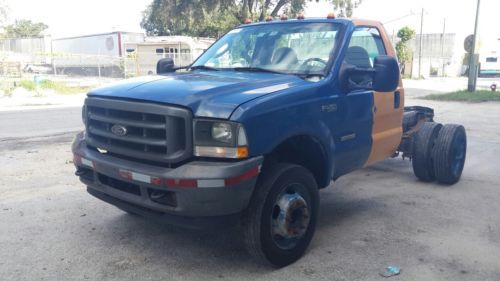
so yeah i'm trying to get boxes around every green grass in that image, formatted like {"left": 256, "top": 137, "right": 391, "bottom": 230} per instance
{"left": 420, "top": 90, "right": 500, "bottom": 103}
{"left": 39, "top": 80, "right": 91, "bottom": 94}
{"left": 1, "top": 81, "right": 15, "bottom": 97}
{"left": 18, "top": 80, "right": 37, "bottom": 91}
{"left": 17, "top": 79, "right": 91, "bottom": 95}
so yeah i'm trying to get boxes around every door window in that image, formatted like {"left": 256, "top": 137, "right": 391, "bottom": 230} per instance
{"left": 343, "top": 27, "right": 387, "bottom": 86}
{"left": 344, "top": 27, "right": 386, "bottom": 68}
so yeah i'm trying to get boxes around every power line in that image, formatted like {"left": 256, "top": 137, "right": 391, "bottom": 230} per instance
{"left": 383, "top": 12, "right": 416, "bottom": 24}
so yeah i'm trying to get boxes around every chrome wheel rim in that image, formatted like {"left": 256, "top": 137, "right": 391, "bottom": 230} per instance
{"left": 270, "top": 183, "right": 311, "bottom": 250}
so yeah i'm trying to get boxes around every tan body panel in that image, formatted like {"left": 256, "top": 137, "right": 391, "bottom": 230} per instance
{"left": 352, "top": 20, "right": 405, "bottom": 166}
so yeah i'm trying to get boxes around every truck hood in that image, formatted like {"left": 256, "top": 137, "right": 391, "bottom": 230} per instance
{"left": 88, "top": 71, "right": 304, "bottom": 119}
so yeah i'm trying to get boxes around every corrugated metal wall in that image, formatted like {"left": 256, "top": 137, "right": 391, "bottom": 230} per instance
{"left": 389, "top": 33, "right": 462, "bottom": 77}
{"left": 0, "top": 37, "right": 50, "bottom": 54}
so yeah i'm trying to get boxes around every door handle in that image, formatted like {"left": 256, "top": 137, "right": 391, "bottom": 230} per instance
{"left": 394, "top": 91, "right": 400, "bottom": 109}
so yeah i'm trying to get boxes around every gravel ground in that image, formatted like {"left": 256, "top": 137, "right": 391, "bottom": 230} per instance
{"left": 1, "top": 97, "right": 499, "bottom": 281}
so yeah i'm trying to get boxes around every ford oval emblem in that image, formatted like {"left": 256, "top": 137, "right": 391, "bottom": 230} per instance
{"left": 111, "top": 124, "right": 128, "bottom": 136}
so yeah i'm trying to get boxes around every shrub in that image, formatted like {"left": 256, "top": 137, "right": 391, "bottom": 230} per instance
{"left": 18, "top": 80, "right": 36, "bottom": 91}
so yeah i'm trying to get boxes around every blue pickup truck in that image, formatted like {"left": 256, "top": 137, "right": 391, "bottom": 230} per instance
{"left": 72, "top": 16, "right": 467, "bottom": 266}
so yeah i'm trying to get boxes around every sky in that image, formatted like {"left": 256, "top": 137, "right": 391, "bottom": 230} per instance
{"left": 4, "top": 0, "right": 500, "bottom": 51}
{"left": 3, "top": 0, "right": 151, "bottom": 37}
{"left": 307, "top": 0, "right": 500, "bottom": 52}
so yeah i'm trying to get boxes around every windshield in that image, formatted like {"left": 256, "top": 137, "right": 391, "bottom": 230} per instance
{"left": 192, "top": 22, "right": 341, "bottom": 77}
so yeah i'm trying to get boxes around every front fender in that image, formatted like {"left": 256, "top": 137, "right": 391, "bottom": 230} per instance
{"left": 231, "top": 84, "right": 338, "bottom": 180}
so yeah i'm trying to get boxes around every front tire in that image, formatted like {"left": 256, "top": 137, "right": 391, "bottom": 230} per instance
{"left": 242, "top": 163, "right": 319, "bottom": 267}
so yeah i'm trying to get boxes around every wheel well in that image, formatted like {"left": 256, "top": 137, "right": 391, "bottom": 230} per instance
{"left": 265, "top": 135, "right": 330, "bottom": 188}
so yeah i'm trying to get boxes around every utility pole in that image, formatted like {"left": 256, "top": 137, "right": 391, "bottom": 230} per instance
{"left": 441, "top": 18, "right": 446, "bottom": 77}
{"left": 467, "top": 0, "right": 481, "bottom": 92}
{"left": 418, "top": 8, "right": 424, "bottom": 78}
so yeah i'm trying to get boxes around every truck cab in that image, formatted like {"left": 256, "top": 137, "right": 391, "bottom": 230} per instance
{"left": 73, "top": 17, "right": 466, "bottom": 267}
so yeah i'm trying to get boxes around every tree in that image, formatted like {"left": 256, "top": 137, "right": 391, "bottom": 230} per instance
{"left": 141, "top": 0, "right": 239, "bottom": 37}
{"left": 5, "top": 19, "right": 48, "bottom": 38}
{"left": 326, "top": 0, "right": 362, "bottom": 18}
{"left": 238, "top": 0, "right": 306, "bottom": 21}
{"left": 395, "top": 26, "right": 415, "bottom": 74}
{"left": 141, "top": 0, "right": 311, "bottom": 37}
{"left": 0, "top": 0, "right": 8, "bottom": 38}
{"left": 0, "top": 0, "right": 8, "bottom": 25}
{"left": 141, "top": 0, "right": 363, "bottom": 38}
{"left": 397, "top": 26, "right": 416, "bottom": 43}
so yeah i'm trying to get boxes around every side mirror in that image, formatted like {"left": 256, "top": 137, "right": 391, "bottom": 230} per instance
{"left": 156, "top": 58, "right": 175, "bottom": 74}
{"left": 340, "top": 55, "right": 400, "bottom": 93}
{"left": 372, "top": 55, "right": 400, "bottom": 92}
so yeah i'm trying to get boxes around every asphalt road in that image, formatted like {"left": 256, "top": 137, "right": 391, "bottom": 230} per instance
{"left": 1, "top": 76, "right": 497, "bottom": 140}
{"left": 1, "top": 95, "right": 500, "bottom": 280}
{"left": 0, "top": 107, "right": 83, "bottom": 140}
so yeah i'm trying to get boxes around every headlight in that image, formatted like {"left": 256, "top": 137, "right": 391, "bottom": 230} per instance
{"left": 212, "top": 122, "right": 233, "bottom": 143}
{"left": 194, "top": 119, "right": 248, "bottom": 158}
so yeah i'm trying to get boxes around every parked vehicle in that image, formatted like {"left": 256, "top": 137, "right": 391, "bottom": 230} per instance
{"left": 23, "top": 63, "right": 53, "bottom": 74}
{"left": 124, "top": 36, "right": 214, "bottom": 76}
{"left": 479, "top": 53, "right": 500, "bottom": 77}
{"left": 72, "top": 17, "right": 467, "bottom": 267}
{"left": 52, "top": 32, "right": 144, "bottom": 77}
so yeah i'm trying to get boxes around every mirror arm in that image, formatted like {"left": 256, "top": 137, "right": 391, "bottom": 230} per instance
{"left": 350, "top": 67, "right": 376, "bottom": 75}
{"left": 173, "top": 64, "right": 192, "bottom": 71}
{"left": 344, "top": 67, "right": 376, "bottom": 91}
{"left": 348, "top": 84, "right": 374, "bottom": 91}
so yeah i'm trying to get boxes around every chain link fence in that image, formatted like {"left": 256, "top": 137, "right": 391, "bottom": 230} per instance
{"left": 0, "top": 51, "right": 200, "bottom": 78}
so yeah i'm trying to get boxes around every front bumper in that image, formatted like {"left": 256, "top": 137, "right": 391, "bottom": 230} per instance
{"left": 72, "top": 132, "right": 263, "bottom": 228}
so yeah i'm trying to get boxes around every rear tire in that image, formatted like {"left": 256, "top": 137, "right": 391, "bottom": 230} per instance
{"left": 412, "top": 122, "right": 442, "bottom": 181}
{"left": 242, "top": 163, "right": 319, "bottom": 267}
{"left": 433, "top": 124, "right": 467, "bottom": 185}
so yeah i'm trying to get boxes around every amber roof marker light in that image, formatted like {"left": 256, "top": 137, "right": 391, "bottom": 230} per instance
{"left": 327, "top": 12, "right": 336, "bottom": 19}
{"left": 244, "top": 18, "right": 253, "bottom": 24}
{"left": 297, "top": 12, "right": 305, "bottom": 20}
{"left": 265, "top": 16, "right": 273, "bottom": 22}
{"left": 280, "top": 14, "right": 288, "bottom": 21}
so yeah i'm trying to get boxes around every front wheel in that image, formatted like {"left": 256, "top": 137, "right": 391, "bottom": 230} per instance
{"left": 242, "top": 163, "right": 319, "bottom": 267}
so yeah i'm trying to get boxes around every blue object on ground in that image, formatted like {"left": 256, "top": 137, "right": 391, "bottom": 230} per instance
{"left": 380, "top": 266, "right": 401, "bottom": 278}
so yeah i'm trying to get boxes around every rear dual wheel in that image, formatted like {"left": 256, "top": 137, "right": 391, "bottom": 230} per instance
{"left": 412, "top": 122, "right": 467, "bottom": 185}
{"left": 412, "top": 122, "right": 442, "bottom": 181}
{"left": 432, "top": 124, "right": 467, "bottom": 184}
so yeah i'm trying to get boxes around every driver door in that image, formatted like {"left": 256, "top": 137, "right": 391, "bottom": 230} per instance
{"left": 334, "top": 26, "right": 394, "bottom": 176}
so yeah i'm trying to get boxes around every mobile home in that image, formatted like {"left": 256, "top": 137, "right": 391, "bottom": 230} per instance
{"left": 124, "top": 36, "right": 214, "bottom": 76}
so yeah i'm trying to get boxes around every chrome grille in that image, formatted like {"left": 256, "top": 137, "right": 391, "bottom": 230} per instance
{"left": 84, "top": 97, "right": 192, "bottom": 164}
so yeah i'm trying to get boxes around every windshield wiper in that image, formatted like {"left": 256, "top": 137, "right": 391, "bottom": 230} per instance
{"left": 297, "top": 73, "right": 325, "bottom": 80}
{"left": 232, "top": 67, "right": 285, "bottom": 74}
{"left": 189, "top": 65, "right": 220, "bottom": 71}
{"left": 233, "top": 67, "right": 324, "bottom": 79}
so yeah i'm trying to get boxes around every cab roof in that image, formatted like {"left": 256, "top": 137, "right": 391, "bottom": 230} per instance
{"left": 239, "top": 17, "right": 382, "bottom": 28}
